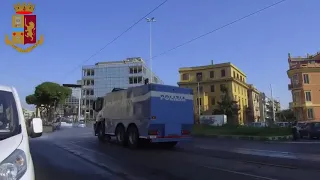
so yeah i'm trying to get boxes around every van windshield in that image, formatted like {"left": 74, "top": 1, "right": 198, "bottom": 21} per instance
{"left": 0, "top": 90, "right": 20, "bottom": 140}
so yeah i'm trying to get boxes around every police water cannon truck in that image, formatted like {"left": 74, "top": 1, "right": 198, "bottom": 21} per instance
{"left": 93, "top": 82, "right": 194, "bottom": 149}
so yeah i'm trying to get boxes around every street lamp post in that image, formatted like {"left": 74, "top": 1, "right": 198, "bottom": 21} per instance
{"left": 77, "top": 88, "right": 81, "bottom": 122}
{"left": 146, "top": 17, "right": 156, "bottom": 83}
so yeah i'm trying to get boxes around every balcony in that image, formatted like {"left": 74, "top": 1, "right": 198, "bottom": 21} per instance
{"left": 288, "top": 83, "right": 302, "bottom": 90}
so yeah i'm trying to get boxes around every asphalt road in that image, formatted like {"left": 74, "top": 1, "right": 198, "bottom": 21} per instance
{"left": 30, "top": 126, "right": 320, "bottom": 180}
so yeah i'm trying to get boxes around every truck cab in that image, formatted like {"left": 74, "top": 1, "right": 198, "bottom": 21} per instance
{"left": 0, "top": 85, "right": 43, "bottom": 180}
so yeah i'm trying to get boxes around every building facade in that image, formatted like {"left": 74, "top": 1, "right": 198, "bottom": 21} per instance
{"left": 247, "top": 84, "right": 260, "bottom": 123}
{"left": 56, "top": 84, "right": 82, "bottom": 119}
{"left": 177, "top": 62, "right": 249, "bottom": 124}
{"left": 81, "top": 57, "right": 163, "bottom": 120}
{"left": 287, "top": 52, "right": 320, "bottom": 120}
{"left": 259, "top": 92, "right": 281, "bottom": 123}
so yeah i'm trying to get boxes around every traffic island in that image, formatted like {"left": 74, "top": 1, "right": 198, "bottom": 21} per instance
{"left": 192, "top": 125, "right": 293, "bottom": 141}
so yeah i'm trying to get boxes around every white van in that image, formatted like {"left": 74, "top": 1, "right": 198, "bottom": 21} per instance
{"left": 0, "top": 85, "right": 43, "bottom": 180}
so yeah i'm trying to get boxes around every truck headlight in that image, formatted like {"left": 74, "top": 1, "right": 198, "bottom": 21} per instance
{"left": 0, "top": 149, "right": 27, "bottom": 180}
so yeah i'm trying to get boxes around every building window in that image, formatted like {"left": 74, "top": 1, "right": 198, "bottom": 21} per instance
{"left": 211, "top": 97, "right": 215, "bottom": 105}
{"left": 196, "top": 72, "right": 203, "bottom": 81}
{"left": 220, "top": 84, "right": 225, "bottom": 91}
{"left": 129, "top": 66, "right": 142, "bottom": 74}
{"left": 292, "top": 74, "right": 298, "bottom": 84}
{"left": 237, "top": 74, "right": 239, "bottom": 79}
{"left": 307, "top": 108, "right": 314, "bottom": 119}
{"left": 196, "top": 98, "right": 202, "bottom": 106}
{"left": 305, "top": 91, "right": 312, "bottom": 101}
{"left": 233, "top": 71, "right": 236, "bottom": 78}
{"left": 182, "top": 73, "right": 189, "bottom": 80}
{"left": 210, "top": 85, "right": 215, "bottom": 92}
{"left": 303, "top": 74, "right": 310, "bottom": 84}
{"left": 221, "top": 69, "right": 226, "bottom": 77}
{"left": 209, "top": 71, "right": 214, "bottom": 78}
{"left": 293, "top": 91, "right": 300, "bottom": 103}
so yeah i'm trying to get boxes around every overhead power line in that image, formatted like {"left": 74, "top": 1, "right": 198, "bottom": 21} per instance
{"left": 63, "top": 0, "right": 169, "bottom": 79}
{"left": 152, "top": 0, "right": 287, "bottom": 59}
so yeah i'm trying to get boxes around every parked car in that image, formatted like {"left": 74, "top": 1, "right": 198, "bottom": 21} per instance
{"left": 249, "top": 122, "right": 268, "bottom": 127}
{"left": 276, "top": 122, "right": 290, "bottom": 127}
{"left": 299, "top": 121, "right": 320, "bottom": 139}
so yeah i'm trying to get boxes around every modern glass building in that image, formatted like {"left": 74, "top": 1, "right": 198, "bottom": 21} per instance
{"left": 81, "top": 57, "right": 163, "bottom": 120}
{"left": 56, "top": 84, "right": 82, "bottom": 119}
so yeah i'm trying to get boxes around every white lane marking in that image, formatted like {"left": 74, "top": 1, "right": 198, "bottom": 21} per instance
{"left": 203, "top": 165, "right": 279, "bottom": 180}
{"left": 236, "top": 148, "right": 292, "bottom": 154}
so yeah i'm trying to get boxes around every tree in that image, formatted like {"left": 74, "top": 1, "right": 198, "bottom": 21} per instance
{"left": 212, "top": 86, "right": 240, "bottom": 125}
{"left": 26, "top": 82, "right": 72, "bottom": 122}
{"left": 277, "top": 109, "right": 295, "bottom": 122}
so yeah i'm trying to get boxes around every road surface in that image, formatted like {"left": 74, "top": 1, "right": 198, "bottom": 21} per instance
{"left": 30, "top": 126, "right": 320, "bottom": 180}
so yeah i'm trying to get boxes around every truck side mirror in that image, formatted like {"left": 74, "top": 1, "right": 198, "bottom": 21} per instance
{"left": 144, "top": 78, "right": 149, "bottom": 85}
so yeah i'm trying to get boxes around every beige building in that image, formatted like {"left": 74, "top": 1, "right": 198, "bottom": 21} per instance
{"left": 247, "top": 84, "right": 260, "bottom": 123}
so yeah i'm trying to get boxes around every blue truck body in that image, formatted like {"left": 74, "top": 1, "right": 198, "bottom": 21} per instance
{"left": 93, "top": 84, "right": 194, "bottom": 146}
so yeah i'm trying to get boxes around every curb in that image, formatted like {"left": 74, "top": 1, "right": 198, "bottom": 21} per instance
{"left": 193, "top": 134, "right": 293, "bottom": 141}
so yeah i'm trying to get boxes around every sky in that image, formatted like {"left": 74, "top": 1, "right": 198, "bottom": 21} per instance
{"left": 0, "top": 0, "right": 319, "bottom": 110}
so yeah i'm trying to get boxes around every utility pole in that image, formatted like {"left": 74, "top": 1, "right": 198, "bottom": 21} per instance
{"left": 77, "top": 88, "right": 81, "bottom": 122}
{"left": 197, "top": 82, "right": 201, "bottom": 116}
{"left": 196, "top": 74, "right": 202, "bottom": 118}
{"left": 146, "top": 17, "right": 156, "bottom": 83}
{"left": 270, "top": 84, "right": 276, "bottom": 122}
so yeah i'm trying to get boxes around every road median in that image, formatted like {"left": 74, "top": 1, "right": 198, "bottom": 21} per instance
{"left": 192, "top": 125, "right": 292, "bottom": 141}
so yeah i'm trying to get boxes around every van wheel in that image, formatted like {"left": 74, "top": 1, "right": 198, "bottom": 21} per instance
{"left": 127, "top": 126, "right": 139, "bottom": 149}
{"left": 98, "top": 123, "right": 105, "bottom": 142}
{"left": 115, "top": 125, "right": 127, "bottom": 146}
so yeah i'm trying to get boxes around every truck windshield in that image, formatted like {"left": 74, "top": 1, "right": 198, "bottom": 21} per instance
{"left": 0, "top": 90, "right": 19, "bottom": 140}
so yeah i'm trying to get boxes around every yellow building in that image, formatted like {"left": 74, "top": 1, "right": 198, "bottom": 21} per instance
{"left": 247, "top": 84, "right": 261, "bottom": 122}
{"left": 178, "top": 62, "right": 249, "bottom": 124}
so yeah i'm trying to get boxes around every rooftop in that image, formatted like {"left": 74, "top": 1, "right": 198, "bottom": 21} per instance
{"left": 179, "top": 62, "right": 246, "bottom": 76}
{"left": 289, "top": 52, "right": 320, "bottom": 62}
{"left": 95, "top": 57, "right": 144, "bottom": 66}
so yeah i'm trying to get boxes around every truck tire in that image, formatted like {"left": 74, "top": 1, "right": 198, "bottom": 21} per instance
{"left": 98, "top": 123, "right": 106, "bottom": 142}
{"left": 115, "top": 125, "right": 127, "bottom": 146}
{"left": 127, "top": 126, "right": 139, "bottom": 149}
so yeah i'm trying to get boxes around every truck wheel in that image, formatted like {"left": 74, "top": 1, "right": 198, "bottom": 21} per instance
{"left": 115, "top": 125, "right": 127, "bottom": 146}
{"left": 98, "top": 123, "right": 105, "bottom": 142}
{"left": 127, "top": 126, "right": 139, "bottom": 149}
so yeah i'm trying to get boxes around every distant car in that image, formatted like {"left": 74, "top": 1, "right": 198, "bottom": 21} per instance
{"left": 249, "top": 122, "right": 268, "bottom": 127}
{"left": 52, "top": 117, "right": 61, "bottom": 130}
{"left": 299, "top": 121, "right": 320, "bottom": 139}
{"left": 60, "top": 117, "right": 73, "bottom": 128}
{"left": 276, "top": 122, "right": 290, "bottom": 128}
{"left": 78, "top": 120, "right": 86, "bottom": 128}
